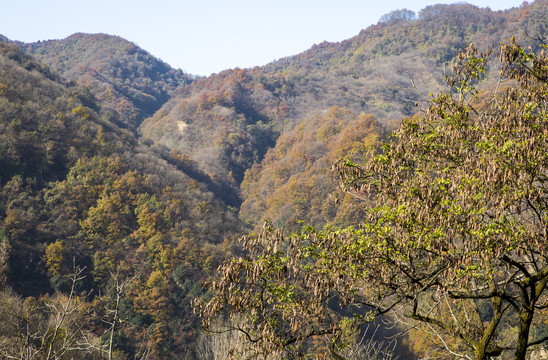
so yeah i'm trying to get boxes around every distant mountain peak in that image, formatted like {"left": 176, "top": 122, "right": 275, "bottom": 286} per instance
{"left": 22, "top": 32, "right": 192, "bottom": 129}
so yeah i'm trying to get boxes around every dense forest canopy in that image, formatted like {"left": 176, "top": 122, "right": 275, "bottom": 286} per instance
{"left": 23, "top": 33, "right": 192, "bottom": 130}
{"left": 0, "top": 40, "right": 241, "bottom": 359}
{"left": 1, "top": 1, "right": 548, "bottom": 359}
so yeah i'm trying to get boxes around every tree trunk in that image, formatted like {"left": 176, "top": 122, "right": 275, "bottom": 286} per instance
{"left": 475, "top": 345, "right": 487, "bottom": 360}
{"left": 514, "top": 305, "right": 534, "bottom": 360}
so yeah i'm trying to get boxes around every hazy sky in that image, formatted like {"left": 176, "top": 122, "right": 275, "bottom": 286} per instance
{"left": 2, "top": 0, "right": 525, "bottom": 76}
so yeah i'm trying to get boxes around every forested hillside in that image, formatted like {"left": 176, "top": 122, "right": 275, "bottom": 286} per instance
{"left": 22, "top": 33, "right": 192, "bottom": 130}
{"left": 1, "top": 1, "right": 547, "bottom": 359}
{"left": 139, "top": 1, "right": 548, "bottom": 219}
{"left": 0, "top": 41, "right": 241, "bottom": 359}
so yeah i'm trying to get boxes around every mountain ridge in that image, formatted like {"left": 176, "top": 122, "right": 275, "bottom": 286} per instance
{"left": 0, "top": 37, "right": 242, "bottom": 358}
{"left": 1, "top": 1, "right": 547, "bottom": 358}
{"left": 139, "top": 1, "right": 543, "bottom": 215}
{"left": 16, "top": 32, "right": 193, "bottom": 130}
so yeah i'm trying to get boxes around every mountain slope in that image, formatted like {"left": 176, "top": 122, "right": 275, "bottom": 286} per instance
{"left": 2, "top": 2, "right": 548, "bottom": 358}
{"left": 140, "top": 2, "right": 540, "bottom": 223}
{"left": 21, "top": 33, "right": 192, "bottom": 130}
{"left": 0, "top": 40, "right": 241, "bottom": 359}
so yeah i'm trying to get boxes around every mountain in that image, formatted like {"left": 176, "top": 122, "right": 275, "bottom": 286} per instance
{"left": 0, "top": 40, "right": 241, "bottom": 359}
{"left": 1, "top": 1, "right": 548, "bottom": 358}
{"left": 21, "top": 33, "right": 192, "bottom": 130}
{"left": 141, "top": 1, "right": 543, "bottom": 229}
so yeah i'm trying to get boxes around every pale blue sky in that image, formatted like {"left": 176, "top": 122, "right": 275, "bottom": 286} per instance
{"left": 1, "top": 0, "right": 525, "bottom": 76}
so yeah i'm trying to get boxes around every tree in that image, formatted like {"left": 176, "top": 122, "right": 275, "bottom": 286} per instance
{"left": 0, "top": 231, "right": 9, "bottom": 288}
{"left": 45, "top": 240, "right": 65, "bottom": 276}
{"left": 195, "top": 317, "right": 284, "bottom": 360}
{"left": 199, "top": 39, "right": 548, "bottom": 360}
{"left": 101, "top": 269, "right": 135, "bottom": 360}
{"left": 0, "top": 267, "right": 104, "bottom": 360}
{"left": 378, "top": 9, "right": 416, "bottom": 24}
